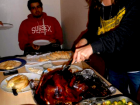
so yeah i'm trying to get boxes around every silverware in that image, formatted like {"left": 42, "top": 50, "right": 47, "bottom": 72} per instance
{"left": 62, "top": 59, "right": 73, "bottom": 71}
{"left": 3, "top": 70, "right": 18, "bottom": 76}
{"left": 12, "top": 86, "right": 18, "bottom": 96}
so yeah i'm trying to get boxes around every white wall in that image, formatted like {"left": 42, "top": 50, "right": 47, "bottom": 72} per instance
{"left": 61, "top": 0, "right": 88, "bottom": 49}
{"left": 0, "top": 0, "right": 61, "bottom": 57}
{"left": 0, "top": 0, "right": 88, "bottom": 57}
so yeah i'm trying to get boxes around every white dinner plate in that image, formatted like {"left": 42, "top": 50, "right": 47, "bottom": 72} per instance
{"left": 0, "top": 23, "right": 13, "bottom": 30}
{"left": 0, "top": 73, "right": 41, "bottom": 93}
{"left": 33, "top": 40, "right": 51, "bottom": 46}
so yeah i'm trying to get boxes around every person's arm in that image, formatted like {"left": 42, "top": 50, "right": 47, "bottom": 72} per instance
{"left": 18, "top": 21, "right": 30, "bottom": 51}
{"left": 84, "top": 0, "right": 139, "bottom": 54}
{"left": 72, "top": 0, "right": 139, "bottom": 64}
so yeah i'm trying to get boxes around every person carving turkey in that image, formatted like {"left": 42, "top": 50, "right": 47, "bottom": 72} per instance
{"left": 72, "top": 0, "right": 140, "bottom": 102}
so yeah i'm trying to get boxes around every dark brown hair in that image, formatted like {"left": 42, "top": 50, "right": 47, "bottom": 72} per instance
{"left": 85, "top": 0, "right": 117, "bottom": 8}
{"left": 27, "top": 0, "right": 43, "bottom": 10}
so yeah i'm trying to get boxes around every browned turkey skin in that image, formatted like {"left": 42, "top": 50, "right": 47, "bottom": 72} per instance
{"left": 35, "top": 68, "right": 88, "bottom": 104}
{"left": 35, "top": 68, "right": 111, "bottom": 105}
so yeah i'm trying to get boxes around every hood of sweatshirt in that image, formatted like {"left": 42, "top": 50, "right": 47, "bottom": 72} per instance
{"left": 27, "top": 12, "right": 48, "bottom": 35}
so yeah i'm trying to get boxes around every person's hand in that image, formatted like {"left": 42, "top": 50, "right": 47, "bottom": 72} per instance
{"left": 0, "top": 21, "right": 3, "bottom": 25}
{"left": 72, "top": 44, "right": 93, "bottom": 64}
{"left": 49, "top": 39, "right": 56, "bottom": 43}
{"left": 32, "top": 44, "right": 40, "bottom": 50}
{"left": 75, "top": 38, "right": 88, "bottom": 48}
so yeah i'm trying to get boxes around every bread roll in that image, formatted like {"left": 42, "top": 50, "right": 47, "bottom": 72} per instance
{"left": 7, "top": 75, "right": 29, "bottom": 91}
{"left": 46, "top": 51, "right": 72, "bottom": 60}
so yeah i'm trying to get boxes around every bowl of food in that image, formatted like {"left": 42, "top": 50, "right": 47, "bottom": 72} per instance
{"left": 77, "top": 94, "right": 139, "bottom": 105}
{"left": 26, "top": 66, "right": 44, "bottom": 75}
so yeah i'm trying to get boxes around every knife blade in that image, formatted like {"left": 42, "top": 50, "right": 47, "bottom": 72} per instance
{"left": 62, "top": 59, "right": 73, "bottom": 71}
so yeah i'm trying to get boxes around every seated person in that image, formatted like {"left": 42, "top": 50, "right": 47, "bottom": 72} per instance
{"left": 18, "top": 0, "right": 63, "bottom": 55}
{"left": 0, "top": 21, "right": 3, "bottom": 25}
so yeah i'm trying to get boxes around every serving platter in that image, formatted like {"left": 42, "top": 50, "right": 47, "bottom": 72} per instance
{"left": 0, "top": 73, "right": 41, "bottom": 93}
{"left": 26, "top": 51, "right": 73, "bottom": 64}
{"left": 0, "top": 58, "right": 26, "bottom": 72}
{"left": 30, "top": 69, "right": 116, "bottom": 105}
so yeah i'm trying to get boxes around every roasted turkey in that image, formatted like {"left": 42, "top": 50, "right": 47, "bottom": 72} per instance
{"left": 33, "top": 68, "right": 111, "bottom": 105}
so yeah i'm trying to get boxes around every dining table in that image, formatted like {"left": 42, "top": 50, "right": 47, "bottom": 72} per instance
{"left": 0, "top": 57, "right": 122, "bottom": 105}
